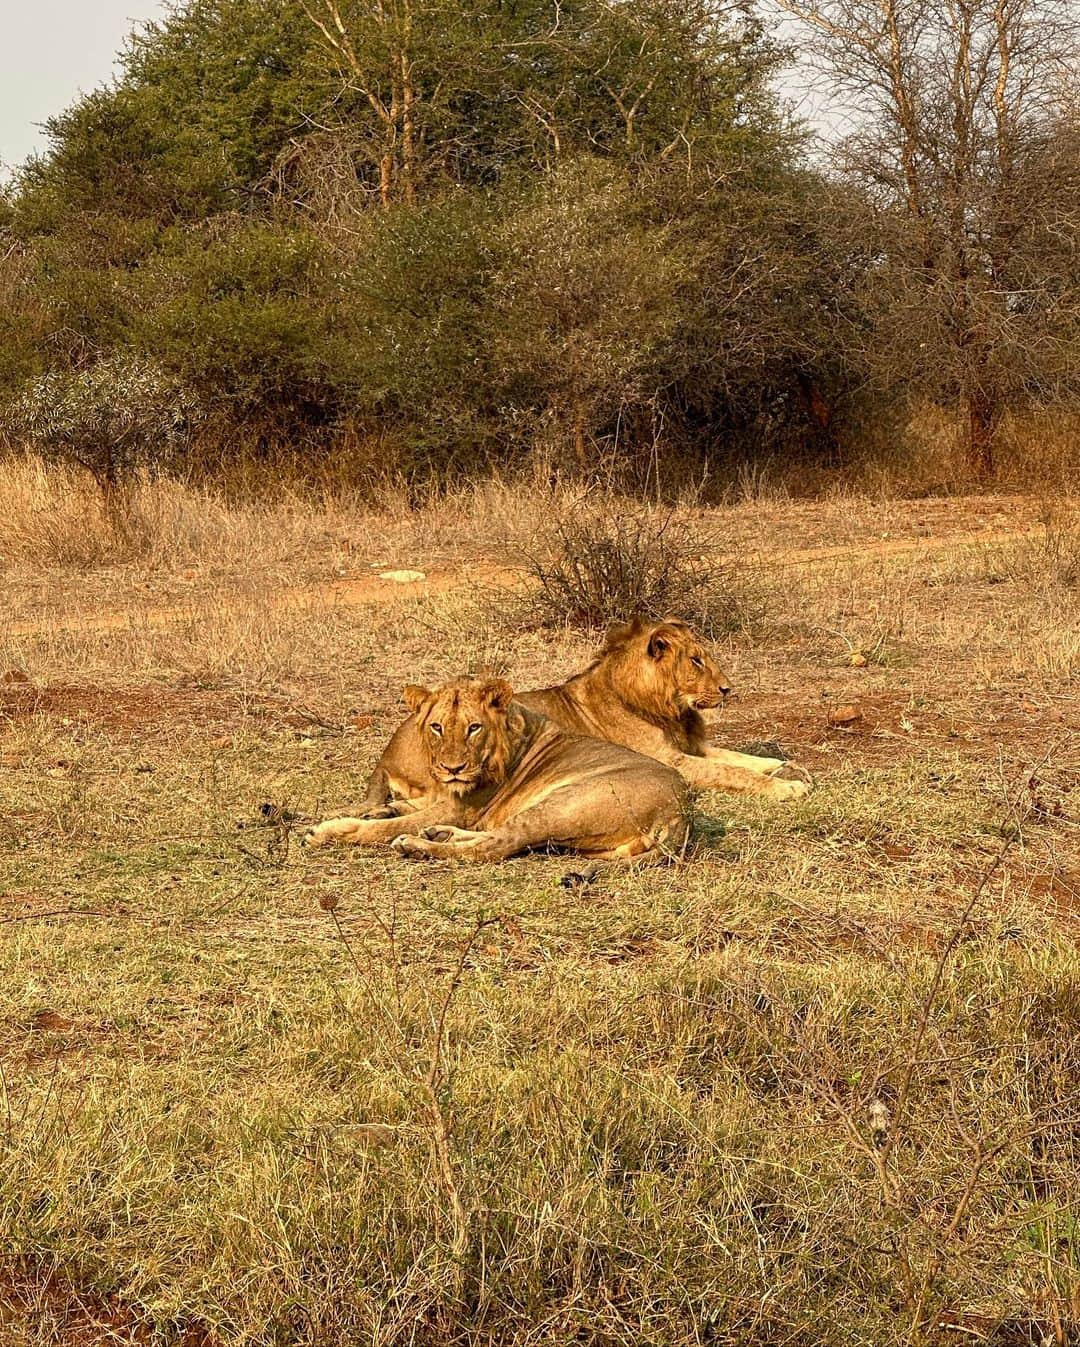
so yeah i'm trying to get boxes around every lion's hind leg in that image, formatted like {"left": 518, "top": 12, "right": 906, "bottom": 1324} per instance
{"left": 419, "top": 825, "right": 487, "bottom": 843}
{"left": 392, "top": 778, "right": 688, "bottom": 866}
{"left": 391, "top": 828, "right": 506, "bottom": 861}
{"left": 391, "top": 806, "right": 565, "bottom": 862}
{"left": 304, "top": 815, "right": 416, "bottom": 849}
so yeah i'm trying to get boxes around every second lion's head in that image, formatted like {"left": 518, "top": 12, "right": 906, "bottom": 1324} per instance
{"left": 601, "top": 615, "right": 733, "bottom": 717}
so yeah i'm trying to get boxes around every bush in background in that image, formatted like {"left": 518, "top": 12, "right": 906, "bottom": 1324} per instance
{"left": 2, "top": 355, "right": 200, "bottom": 516}
{"left": 523, "top": 499, "right": 768, "bottom": 636}
{"left": 0, "top": 0, "right": 1077, "bottom": 492}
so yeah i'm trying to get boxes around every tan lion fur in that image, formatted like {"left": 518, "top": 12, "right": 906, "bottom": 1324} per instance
{"left": 303, "top": 676, "right": 689, "bottom": 864}
{"left": 353, "top": 617, "right": 811, "bottom": 818}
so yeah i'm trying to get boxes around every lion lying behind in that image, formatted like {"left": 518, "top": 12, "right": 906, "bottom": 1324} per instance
{"left": 356, "top": 616, "right": 810, "bottom": 819}
{"left": 303, "top": 677, "right": 689, "bottom": 864}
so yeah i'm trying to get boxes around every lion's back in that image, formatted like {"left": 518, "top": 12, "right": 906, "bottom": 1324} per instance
{"left": 481, "top": 717, "right": 687, "bottom": 830}
{"left": 518, "top": 671, "right": 700, "bottom": 759}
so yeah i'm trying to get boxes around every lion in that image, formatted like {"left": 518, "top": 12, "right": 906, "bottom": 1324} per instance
{"left": 303, "top": 676, "right": 689, "bottom": 864}
{"left": 351, "top": 616, "right": 810, "bottom": 821}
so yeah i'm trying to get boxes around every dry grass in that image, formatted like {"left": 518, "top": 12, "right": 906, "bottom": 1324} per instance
{"left": 1, "top": 462, "right": 1079, "bottom": 1345}
{"left": 989, "top": 504, "right": 1080, "bottom": 595}
{"left": 0, "top": 454, "right": 591, "bottom": 577}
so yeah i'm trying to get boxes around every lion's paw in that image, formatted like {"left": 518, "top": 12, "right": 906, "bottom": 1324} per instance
{"left": 390, "top": 834, "right": 426, "bottom": 857}
{"left": 765, "top": 765, "right": 813, "bottom": 801}
{"left": 419, "top": 826, "right": 455, "bottom": 842}
{"left": 771, "top": 762, "right": 814, "bottom": 788}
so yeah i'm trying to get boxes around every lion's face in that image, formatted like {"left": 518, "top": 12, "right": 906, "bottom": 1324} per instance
{"left": 403, "top": 677, "right": 517, "bottom": 795}
{"left": 604, "top": 617, "right": 732, "bottom": 713}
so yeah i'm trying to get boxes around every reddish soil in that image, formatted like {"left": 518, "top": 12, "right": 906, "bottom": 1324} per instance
{"left": 0, "top": 680, "right": 341, "bottom": 744}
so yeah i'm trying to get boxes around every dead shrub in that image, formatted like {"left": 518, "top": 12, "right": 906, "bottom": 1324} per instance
{"left": 521, "top": 501, "right": 768, "bottom": 635}
{"left": 991, "top": 506, "right": 1080, "bottom": 596}
{"left": 1034, "top": 511, "right": 1080, "bottom": 590}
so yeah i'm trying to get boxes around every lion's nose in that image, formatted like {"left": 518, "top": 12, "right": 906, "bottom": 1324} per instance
{"left": 718, "top": 681, "right": 732, "bottom": 698}
{"left": 441, "top": 762, "right": 468, "bottom": 775}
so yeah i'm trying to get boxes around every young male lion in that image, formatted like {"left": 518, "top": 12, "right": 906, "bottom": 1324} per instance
{"left": 353, "top": 616, "right": 810, "bottom": 819}
{"left": 303, "top": 676, "right": 689, "bottom": 864}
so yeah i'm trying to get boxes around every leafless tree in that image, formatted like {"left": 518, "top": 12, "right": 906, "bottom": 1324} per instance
{"left": 776, "top": 0, "right": 1080, "bottom": 475}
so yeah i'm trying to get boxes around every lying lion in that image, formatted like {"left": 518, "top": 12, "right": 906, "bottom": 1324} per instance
{"left": 352, "top": 616, "right": 810, "bottom": 824}
{"left": 303, "top": 677, "right": 689, "bottom": 864}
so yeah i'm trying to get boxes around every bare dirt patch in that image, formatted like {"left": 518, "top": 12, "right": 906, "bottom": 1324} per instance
{"left": 0, "top": 1265, "right": 216, "bottom": 1347}
{"left": 0, "top": 679, "right": 360, "bottom": 745}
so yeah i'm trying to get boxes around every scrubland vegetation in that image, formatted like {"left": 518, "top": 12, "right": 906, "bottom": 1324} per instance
{"left": 1, "top": 0, "right": 1079, "bottom": 494}
{"left": 1, "top": 464, "right": 1078, "bottom": 1344}
{"left": 1, "top": 0, "right": 1079, "bottom": 1341}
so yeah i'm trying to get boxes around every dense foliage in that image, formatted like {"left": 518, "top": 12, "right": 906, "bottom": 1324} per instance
{"left": 0, "top": 0, "right": 1077, "bottom": 490}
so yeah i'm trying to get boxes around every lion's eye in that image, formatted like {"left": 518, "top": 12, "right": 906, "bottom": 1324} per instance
{"left": 466, "top": 723, "right": 483, "bottom": 737}
{"left": 430, "top": 723, "right": 443, "bottom": 736}
{"left": 691, "top": 656, "right": 705, "bottom": 670}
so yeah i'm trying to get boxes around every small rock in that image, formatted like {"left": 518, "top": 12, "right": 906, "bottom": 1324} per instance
{"left": 561, "top": 866, "right": 601, "bottom": 890}
{"left": 848, "top": 651, "right": 868, "bottom": 667}
{"left": 378, "top": 569, "right": 426, "bottom": 584}
{"left": 827, "top": 703, "right": 863, "bottom": 726}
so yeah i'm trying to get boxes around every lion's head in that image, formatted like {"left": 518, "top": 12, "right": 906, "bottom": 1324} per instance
{"left": 403, "top": 676, "right": 522, "bottom": 795}
{"left": 600, "top": 616, "right": 732, "bottom": 718}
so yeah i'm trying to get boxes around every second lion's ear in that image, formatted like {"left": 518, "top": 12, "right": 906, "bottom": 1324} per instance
{"left": 603, "top": 613, "right": 646, "bottom": 652}
{"left": 403, "top": 684, "right": 431, "bottom": 713}
{"left": 647, "top": 631, "right": 670, "bottom": 659}
{"left": 480, "top": 678, "right": 514, "bottom": 710}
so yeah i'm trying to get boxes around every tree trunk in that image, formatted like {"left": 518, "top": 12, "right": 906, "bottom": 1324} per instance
{"left": 966, "top": 388, "right": 998, "bottom": 478}
{"left": 399, "top": 1, "right": 417, "bottom": 205}
{"left": 572, "top": 405, "right": 588, "bottom": 472}
{"left": 379, "top": 152, "right": 393, "bottom": 208}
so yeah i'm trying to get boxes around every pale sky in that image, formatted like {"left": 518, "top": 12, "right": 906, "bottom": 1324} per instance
{"left": 0, "top": 0, "right": 167, "bottom": 174}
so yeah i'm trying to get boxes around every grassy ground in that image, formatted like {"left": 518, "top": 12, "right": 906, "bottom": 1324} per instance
{"left": 1, "top": 465, "right": 1078, "bottom": 1345}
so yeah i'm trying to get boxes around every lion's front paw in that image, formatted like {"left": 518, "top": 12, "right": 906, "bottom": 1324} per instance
{"left": 767, "top": 771, "right": 812, "bottom": 802}
{"left": 301, "top": 826, "right": 324, "bottom": 849}
{"left": 390, "top": 833, "right": 427, "bottom": 857}
{"left": 772, "top": 762, "right": 814, "bottom": 788}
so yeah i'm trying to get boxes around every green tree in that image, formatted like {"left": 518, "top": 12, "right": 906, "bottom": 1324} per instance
{"left": 2, "top": 0, "right": 807, "bottom": 485}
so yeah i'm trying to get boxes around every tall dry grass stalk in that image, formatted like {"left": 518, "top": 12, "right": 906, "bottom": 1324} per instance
{"left": 0, "top": 453, "right": 597, "bottom": 574}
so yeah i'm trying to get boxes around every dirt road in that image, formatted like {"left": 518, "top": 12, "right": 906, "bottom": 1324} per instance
{"left": 3, "top": 522, "right": 1040, "bottom": 640}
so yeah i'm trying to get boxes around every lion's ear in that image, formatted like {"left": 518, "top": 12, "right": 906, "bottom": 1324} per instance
{"left": 602, "top": 621, "right": 631, "bottom": 651}
{"left": 480, "top": 678, "right": 514, "bottom": 711}
{"left": 647, "top": 630, "right": 672, "bottom": 659}
{"left": 604, "top": 614, "right": 646, "bottom": 651}
{"left": 403, "top": 684, "right": 432, "bottom": 713}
